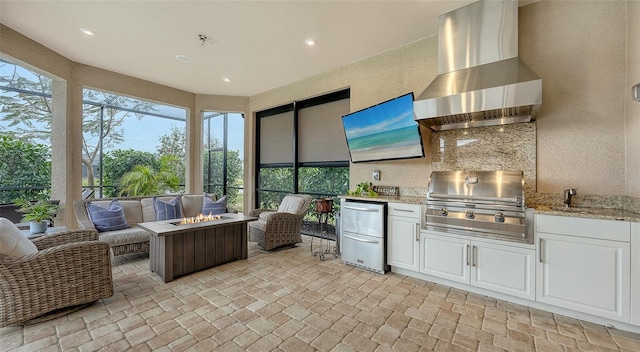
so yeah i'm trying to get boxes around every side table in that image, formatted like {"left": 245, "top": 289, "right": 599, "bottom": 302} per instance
{"left": 21, "top": 226, "right": 69, "bottom": 239}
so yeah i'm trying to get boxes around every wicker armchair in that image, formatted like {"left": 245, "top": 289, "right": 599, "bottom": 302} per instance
{"left": 0, "top": 229, "right": 114, "bottom": 327}
{"left": 248, "top": 194, "right": 312, "bottom": 250}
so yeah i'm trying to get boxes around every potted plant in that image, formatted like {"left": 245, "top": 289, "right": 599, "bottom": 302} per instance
{"left": 346, "top": 182, "right": 378, "bottom": 197}
{"left": 13, "top": 198, "right": 60, "bottom": 234}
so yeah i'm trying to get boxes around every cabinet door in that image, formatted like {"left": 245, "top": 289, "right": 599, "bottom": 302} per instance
{"left": 537, "top": 232, "right": 630, "bottom": 322}
{"left": 420, "top": 232, "right": 469, "bottom": 284}
{"left": 632, "top": 223, "right": 640, "bottom": 326}
{"left": 387, "top": 216, "right": 420, "bottom": 271}
{"left": 471, "top": 241, "right": 535, "bottom": 300}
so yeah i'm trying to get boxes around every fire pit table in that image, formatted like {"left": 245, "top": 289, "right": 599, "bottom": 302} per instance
{"left": 138, "top": 213, "right": 257, "bottom": 283}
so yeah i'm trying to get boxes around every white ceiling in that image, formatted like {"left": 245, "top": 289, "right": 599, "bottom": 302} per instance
{"left": 0, "top": 0, "right": 488, "bottom": 96}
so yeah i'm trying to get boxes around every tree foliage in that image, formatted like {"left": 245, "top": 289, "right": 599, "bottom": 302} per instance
{"left": 101, "top": 149, "right": 159, "bottom": 197}
{"left": 0, "top": 63, "right": 52, "bottom": 143}
{"left": 81, "top": 89, "right": 157, "bottom": 189}
{"left": 298, "top": 167, "right": 349, "bottom": 195}
{"left": 257, "top": 166, "right": 348, "bottom": 211}
{"left": 203, "top": 136, "right": 243, "bottom": 208}
{"left": 157, "top": 125, "right": 186, "bottom": 185}
{"left": 118, "top": 154, "right": 181, "bottom": 196}
{"left": 0, "top": 135, "right": 51, "bottom": 202}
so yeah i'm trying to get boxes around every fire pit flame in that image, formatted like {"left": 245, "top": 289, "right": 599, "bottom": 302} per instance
{"left": 177, "top": 213, "right": 222, "bottom": 225}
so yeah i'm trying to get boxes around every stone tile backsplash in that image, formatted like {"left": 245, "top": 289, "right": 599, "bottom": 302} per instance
{"left": 430, "top": 123, "right": 537, "bottom": 204}
{"left": 401, "top": 122, "right": 640, "bottom": 213}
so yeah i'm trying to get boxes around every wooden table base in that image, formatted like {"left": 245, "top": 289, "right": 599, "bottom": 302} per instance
{"left": 139, "top": 214, "right": 256, "bottom": 283}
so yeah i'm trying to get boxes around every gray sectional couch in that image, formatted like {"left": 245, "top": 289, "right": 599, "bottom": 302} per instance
{"left": 74, "top": 194, "right": 234, "bottom": 256}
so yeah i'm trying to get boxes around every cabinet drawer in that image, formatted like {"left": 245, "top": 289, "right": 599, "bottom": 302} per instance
{"left": 388, "top": 203, "right": 420, "bottom": 218}
{"left": 536, "top": 214, "right": 630, "bottom": 242}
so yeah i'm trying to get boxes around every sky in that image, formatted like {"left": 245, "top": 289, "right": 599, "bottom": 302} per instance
{"left": 1, "top": 61, "right": 245, "bottom": 160}
{"left": 341, "top": 93, "right": 417, "bottom": 139}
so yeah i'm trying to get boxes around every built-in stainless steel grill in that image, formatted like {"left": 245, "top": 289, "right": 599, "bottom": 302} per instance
{"left": 422, "top": 170, "right": 533, "bottom": 244}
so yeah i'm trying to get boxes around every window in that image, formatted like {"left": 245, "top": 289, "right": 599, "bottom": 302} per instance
{"left": 255, "top": 90, "right": 350, "bottom": 232}
{"left": 82, "top": 88, "right": 187, "bottom": 198}
{"left": 203, "top": 112, "right": 244, "bottom": 210}
{"left": 0, "top": 60, "right": 53, "bottom": 202}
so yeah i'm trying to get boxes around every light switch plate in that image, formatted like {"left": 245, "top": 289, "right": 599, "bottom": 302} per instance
{"left": 633, "top": 83, "right": 640, "bottom": 102}
{"left": 373, "top": 169, "right": 380, "bottom": 181}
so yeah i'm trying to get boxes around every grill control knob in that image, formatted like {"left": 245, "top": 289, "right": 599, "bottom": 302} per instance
{"left": 495, "top": 212, "right": 505, "bottom": 223}
{"left": 465, "top": 210, "right": 475, "bottom": 219}
{"left": 439, "top": 208, "right": 448, "bottom": 216}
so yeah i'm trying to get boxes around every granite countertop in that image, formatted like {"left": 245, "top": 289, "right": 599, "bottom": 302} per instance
{"left": 534, "top": 205, "right": 640, "bottom": 222}
{"left": 338, "top": 194, "right": 425, "bottom": 205}
{"left": 337, "top": 195, "right": 640, "bottom": 222}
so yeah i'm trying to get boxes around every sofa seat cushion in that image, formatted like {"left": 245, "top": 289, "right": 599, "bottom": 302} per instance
{"left": 0, "top": 217, "right": 38, "bottom": 258}
{"left": 87, "top": 200, "right": 131, "bottom": 232}
{"left": 98, "top": 227, "right": 149, "bottom": 246}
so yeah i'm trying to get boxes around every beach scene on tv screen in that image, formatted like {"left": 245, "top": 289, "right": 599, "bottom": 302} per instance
{"left": 342, "top": 94, "right": 424, "bottom": 162}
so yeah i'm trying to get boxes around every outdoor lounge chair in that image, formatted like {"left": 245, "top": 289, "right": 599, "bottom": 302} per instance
{"left": 0, "top": 219, "right": 113, "bottom": 327}
{"left": 248, "top": 194, "right": 312, "bottom": 250}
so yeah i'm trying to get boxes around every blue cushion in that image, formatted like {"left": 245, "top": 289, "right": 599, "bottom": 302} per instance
{"left": 202, "top": 196, "right": 226, "bottom": 215}
{"left": 87, "top": 200, "right": 130, "bottom": 232}
{"left": 153, "top": 196, "right": 182, "bottom": 220}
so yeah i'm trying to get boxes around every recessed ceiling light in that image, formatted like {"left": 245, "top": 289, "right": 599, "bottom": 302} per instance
{"left": 175, "top": 55, "right": 192, "bottom": 63}
{"left": 80, "top": 28, "right": 95, "bottom": 36}
{"left": 223, "top": 78, "right": 231, "bottom": 82}
{"left": 305, "top": 38, "right": 317, "bottom": 46}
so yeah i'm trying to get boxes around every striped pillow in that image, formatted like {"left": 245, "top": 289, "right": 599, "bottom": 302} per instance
{"left": 153, "top": 196, "right": 182, "bottom": 220}
{"left": 202, "top": 196, "right": 226, "bottom": 215}
{"left": 87, "top": 200, "right": 130, "bottom": 232}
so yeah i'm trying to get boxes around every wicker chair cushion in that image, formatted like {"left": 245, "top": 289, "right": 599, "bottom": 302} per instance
{"left": 258, "top": 211, "right": 276, "bottom": 221}
{"left": 87, "top": 200, "right": 131, "bottom": 232}
{"left": 0, "top": 217, "right": 38, "bottom": 257}
{"left": 153, "top": 196, "right": 182, "bottom": 220}
{"left": 202, "top": 196, "right": 226, "bottom": 215}
{"left": 248, "top": 219, "right": 267, "bottom": 232}
{"left": 277, "top": 196, "right": 307, "bottom": 214}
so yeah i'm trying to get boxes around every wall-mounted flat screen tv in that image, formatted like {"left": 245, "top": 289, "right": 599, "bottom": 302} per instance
{"left": 341, "top": 93, "right": 424, "bottom": 163}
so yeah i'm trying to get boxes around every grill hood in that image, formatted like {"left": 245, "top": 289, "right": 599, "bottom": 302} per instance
{"left": 414, "top": 0, "right": 541, "bottom": 131}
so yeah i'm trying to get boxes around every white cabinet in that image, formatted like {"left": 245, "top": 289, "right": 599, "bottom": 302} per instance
{"left": 420, "top": 231, "right": 535, "bottom": 300}
{"left": 420, "top": 233, "right": 469, "bottom": 283}
{"left": 471, "top": 241, "right": 535, "bottom": 300}
{"left": 536, "top": 214, "right": 631, "bottom": 323}
{"left": 387, "top": 203, "right": 420, "bottom": 272}
{"left": 631, "top": 222, "right": 639, "bottom": 326}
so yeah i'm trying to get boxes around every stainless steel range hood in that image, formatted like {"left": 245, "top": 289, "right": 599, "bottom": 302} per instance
{"left": 414, "top": 0, "right": 542, "bottom": 131}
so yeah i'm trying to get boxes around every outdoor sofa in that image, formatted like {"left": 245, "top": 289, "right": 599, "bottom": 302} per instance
{"left": 74, "top": 194, "right": 234, "bottom": 256}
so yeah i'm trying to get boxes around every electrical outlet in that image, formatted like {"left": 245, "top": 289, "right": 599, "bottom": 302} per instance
{"left": 373, "top": 169, "right": 380, "bottom": 181}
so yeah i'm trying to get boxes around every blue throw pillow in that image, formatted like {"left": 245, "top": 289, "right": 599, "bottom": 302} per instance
{"left": 202, "top": 196, "right": 226, "bottom": 215}
{"left": 154, "top": 196, "right": 182, "bottom": 220}
{"left": 87, "top": 200, "right": 130, "bottom": 232}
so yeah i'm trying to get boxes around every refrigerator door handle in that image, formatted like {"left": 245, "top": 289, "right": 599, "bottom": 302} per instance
{"left": 343, "top": 234, "right": 380, "bottom": 244}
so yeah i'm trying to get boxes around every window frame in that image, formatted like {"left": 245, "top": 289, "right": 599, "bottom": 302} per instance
{"left": 255, "top": 89, "right": 350, "bottom": 208}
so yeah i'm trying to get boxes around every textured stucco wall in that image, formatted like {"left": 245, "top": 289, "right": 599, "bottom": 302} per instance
{"left": 627, "top": 0, "right": 640, "bottom": 198}
{"left": 250, "top": 1, "right": 631, "bottom": 199}
{"left": 520, "top": 1, "right": 627, "bottom": 196}
{"left": 250, "top": 37, "right": 438, "bottom": 191}
{"left": 1, "top": 1, "right": 637, "bottom": 218}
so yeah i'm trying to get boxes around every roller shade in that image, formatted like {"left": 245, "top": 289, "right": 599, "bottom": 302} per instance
{"left": 259, "top": 111, "right": 294, "bottom": 164}
{"left": 298, "top": 98, "right": 350, "bottom": 163}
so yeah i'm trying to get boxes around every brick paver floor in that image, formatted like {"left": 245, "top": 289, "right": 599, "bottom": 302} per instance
{"left": 1, "top": 236, "right": 639, "bottom": 351}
